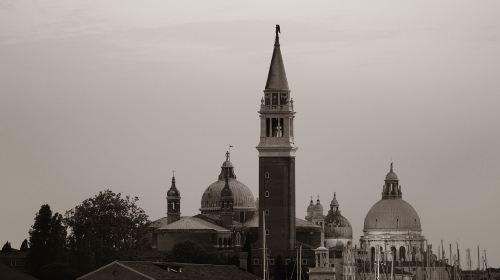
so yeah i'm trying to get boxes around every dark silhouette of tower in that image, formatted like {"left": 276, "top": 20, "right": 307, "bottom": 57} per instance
{"left": 257, "top": 25, "right": 298, "bottom": 259}
{"left": 167, "top": 175, "right": 180, "bottom": 224}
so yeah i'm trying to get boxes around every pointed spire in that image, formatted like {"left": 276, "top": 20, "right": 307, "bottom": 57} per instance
{"left": 167, "top": 172, "right": 180, "bottom": 197}
{"left": 330, "top": 192, "right": 339, "bottom": 210}
{"left": 265, "top": 25, "right": 289, "bottom": 91}
{"left": 275, "top": 24, "right": 281, "bottom": 46}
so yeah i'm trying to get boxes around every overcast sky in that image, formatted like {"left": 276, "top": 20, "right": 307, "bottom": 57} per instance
{"left": 1, "top": 0, "right": 499, "bottom": 267}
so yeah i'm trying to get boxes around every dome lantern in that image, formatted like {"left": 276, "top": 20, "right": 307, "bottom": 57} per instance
{"left": 382, "top": 162, "right": 402, "bottom": 199}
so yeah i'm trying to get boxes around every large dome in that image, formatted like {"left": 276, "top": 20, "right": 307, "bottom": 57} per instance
{"left": 364, "top": 198, "right": 421, "bottom": 232}
{"left": 200, "top": 151, "right": 256, "bottom": 212}
{"left": 200, "top": 178, "right": 256, "bottom": 211}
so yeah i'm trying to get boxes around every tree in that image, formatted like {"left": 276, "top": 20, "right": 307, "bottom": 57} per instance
{"left": 1, "top": 241, "right": 12, "bottom": 252}
{"left": 28, "top": 204, "right": 67, "bottom": 278}
{"left": 65, "top": 190, "right": 149, "bottom": 275}
{"left": 20, "top": 239, "right": 29, "bottom": 251}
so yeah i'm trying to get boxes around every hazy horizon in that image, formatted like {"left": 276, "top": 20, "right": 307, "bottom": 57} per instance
{"left": 1, "top": 0, "right": 499, "bottom": 267}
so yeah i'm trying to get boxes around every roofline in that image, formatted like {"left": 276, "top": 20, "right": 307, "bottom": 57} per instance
{"left": 76, "top": 261, "right": 155, "bottom": 280}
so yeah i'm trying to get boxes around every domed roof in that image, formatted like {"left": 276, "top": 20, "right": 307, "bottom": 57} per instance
{"left": 307, "top": 198, "right": 314, "bottom": 212}
{"left": 167, "top": 176, "right": 180, "bottom": 197}
{"left": 364, "top": 198, "right": 421, "bottom": 232}
{"left": 314, "top": 198, "right": 324, "bottom": 214}
{"left": 200, "top": 152, "right": 256, "bottom": 212}
{"left": 324, "top": 193, "right": 352, "bottom": 239}
{"left": 324, "top": 211, "right": 352, "bottom": 239}
{"left": 201, "top": 179, "right": 255, "bottom": 211}
{"left": 385, "top": 162, "right": 398, "bottom": 181}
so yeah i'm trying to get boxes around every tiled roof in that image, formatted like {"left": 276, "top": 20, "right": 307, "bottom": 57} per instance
{"left": 150, "top": 217, "right": 170, "bottom": 229}
{"left": 121, "top": 261, "right": 260, "bottom": 280}
{"left": 157, "top": 216, "right": 229, "bottom": 232}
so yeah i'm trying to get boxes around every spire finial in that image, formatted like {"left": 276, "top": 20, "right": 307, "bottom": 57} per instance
{"left": 334, "top": 192, "right": 336, "bottom": 199}
{"left": 390, "top": 162, "right": 393, "bottom": 172}
{"left": 226, "top": 151, "right": 230, "bottom": 161}
{"left": 275, "top": 24, "right": 281, "bottom": 46}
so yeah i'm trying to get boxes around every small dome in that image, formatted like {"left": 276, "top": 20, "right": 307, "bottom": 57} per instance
{"left": 364, "top": 198, "right": 421, "bottom": 232}
{"left": 314, "top": 198, "right": 324, "bottom": 214}
{"left": 167, "top": 188, "right": 179, "bottom": 197}
{"left": 385, "top": 162, "right": 398, "bottom": 181}
{"left": 167, "top": 176, "right": 180, "bottom": 197}
{"left": 307, "top": 198, "right": 314, "bottom": 211}
{"left": 324, "top": 211, "right": 353, "bottom": 239}
{"left": 324, "top": 193, "right": 352, "bottom": 240}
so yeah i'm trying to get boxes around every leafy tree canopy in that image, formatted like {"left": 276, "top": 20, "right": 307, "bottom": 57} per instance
{"left": 28, "top": 204, "right": 67, "bottom": 278}
{"left": 2, "top": 241, "right": 12, "bottom": 252}
{"left": 64, "top": 190, "right": 149, "bottom": 274}
{"left": 20, "top": 239, "right": 29, "bottom": 251}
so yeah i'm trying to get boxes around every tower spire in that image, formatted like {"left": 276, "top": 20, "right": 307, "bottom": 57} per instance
{"left": 265, "top": 24, "right": 289, "bottom": 90}
{"left": 275, "top": 24, "right": 280, "bottom": 46}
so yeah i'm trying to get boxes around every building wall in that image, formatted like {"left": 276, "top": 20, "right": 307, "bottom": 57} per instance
{"left": 258, "top": 156, "right": 296, "bottom": 257}
{"left": 156, "top": 230, "right": 218, "bottom": 252}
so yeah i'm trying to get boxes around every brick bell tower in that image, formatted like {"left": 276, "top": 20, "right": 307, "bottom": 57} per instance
{"left": 257, "top": 25, "right": 298, "bottom": 259}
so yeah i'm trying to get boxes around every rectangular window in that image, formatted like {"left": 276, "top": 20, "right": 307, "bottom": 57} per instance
{"left": 280, "top": 118, "right": 284, "bottom": 136}
{"left": 265, "top": 94, "right": 270, "bottom": 105}
{"left": 266, "top": 118, "right": 271, "bottom": 137}
{"left": 280, "top": 93, "right": 287, "bottom": 105}
{"left": 272, "top": 118, "right": 279, "bottom": 136}
{"left": 272, "top": 93, "right": 278, "bottom": 106}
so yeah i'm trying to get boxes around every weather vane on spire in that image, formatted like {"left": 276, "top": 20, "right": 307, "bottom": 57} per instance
{"left": 275, "top": 24, "right": 281, "bottom": 46}
{"left": 226, "top": 145, "right": 233, "bottom": 161}
{"left": 172, "top": 169, "right": 175, "bottom": 178}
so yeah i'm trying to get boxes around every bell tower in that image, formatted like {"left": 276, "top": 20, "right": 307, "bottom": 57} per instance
{"left": 257, "top": 25, "right": 298, "bottom": 258}
{"left": 167, "top": 174, "right": 181, "bottom": 224}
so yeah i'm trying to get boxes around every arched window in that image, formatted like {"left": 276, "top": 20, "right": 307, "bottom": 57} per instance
{"left": 391, "top": 247, "right": 397, "bottom": 262}
{"left": 399, "top": 246, "right": 406, "bottom": 261}
{"left": 371, "top": 247, "right": 376, "bottom": 263}
{"left": 235, "top": 232, "right": 242, "bottom": 246}
{"left": 218, "top": 238, "right": 222, "bottom": 248}
{"left": 223, "top": 238, "right": 228, "bottom": 247}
